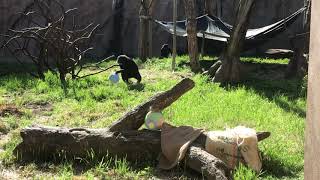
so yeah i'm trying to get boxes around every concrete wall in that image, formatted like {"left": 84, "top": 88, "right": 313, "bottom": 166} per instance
{"left": 0, "top": 0, "right": 304, "bottom": 60}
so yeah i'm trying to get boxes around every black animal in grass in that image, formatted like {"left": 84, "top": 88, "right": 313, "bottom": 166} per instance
{"left": 160, "top": 44, "right": 172, "bottom": 58}
{"left": 115, "top": 55, "right": 142, "bottom": 84}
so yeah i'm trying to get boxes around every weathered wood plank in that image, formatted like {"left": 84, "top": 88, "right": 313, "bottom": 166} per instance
{"left": 305, "top": 0, "right": 320, "bottom": 179}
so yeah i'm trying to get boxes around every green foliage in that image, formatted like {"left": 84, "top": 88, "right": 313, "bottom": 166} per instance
{"left": 0, "top": 56, "right": 306, "bottom": 179}
{"left": 0, "top": 131, "right": 21, "bottom": 166}
{"left": 300, "top": 75, "right": 308, "bottom": 97}
{"left": 233, "top": 164, "right": 259, "bottom": 180}
{"left": 241, "top": 57, "right": 289, "bottom": 64}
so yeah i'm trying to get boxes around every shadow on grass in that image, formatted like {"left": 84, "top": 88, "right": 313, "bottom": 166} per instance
{"left": 238, "top": 74, "right": 306, "bottom": 118}
{"left": 194, "top": 59, "right": 306, "bottom": 118}
{"left": 127, "top": 83, "right": 145, "bottom": 91}
{"left": 15, "top": 157, "right": 199, "bottom": 179}
{"left": 260, "top": 155, "right": 303, "bottom": 179}
{"left": 177, "top": 59, "right": 219, "bottom": 70}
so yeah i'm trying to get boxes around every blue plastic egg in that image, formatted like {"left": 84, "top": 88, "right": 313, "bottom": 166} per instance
{"left": 109, "top": 73, "right": 119, "bottom": 83}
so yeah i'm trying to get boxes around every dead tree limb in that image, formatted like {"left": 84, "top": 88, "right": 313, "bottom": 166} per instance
{"left": 108, "top": 78, "right": 195, "bottom": 132}
{"left": 2, "top": 0, "right": 99, "bottom": 87}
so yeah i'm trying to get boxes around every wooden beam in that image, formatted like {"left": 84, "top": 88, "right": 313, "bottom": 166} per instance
{"left": 172, "top": 0, "right": 177, "bottom": 71}
{"left": 201, "top": 32, "right": 205, "bottom": 59}
{"left": 305, "top": 0, "right": 320, "bottom": 179}
{"left": 148, "top": 21, "right": 153, "bottom": 57}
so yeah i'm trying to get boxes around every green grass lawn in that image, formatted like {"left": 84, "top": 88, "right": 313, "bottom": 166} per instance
{"left": 0, "top": 56, "right": 305, "bottom": 179}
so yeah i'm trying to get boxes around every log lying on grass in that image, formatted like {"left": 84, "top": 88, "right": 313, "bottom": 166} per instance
{"left": 109, "top": 78, "right": 195, "bottom": 132}
{"left": 14, "top": 126, "right": 270, "bottom": 180}
{"left": 14, "top": 127, "right": 161, "bottom": 162}
{"left": 186, "top": 145, "right": 230, "bottom": 179}
{"left": 14, "top": 78, "right": 271, "bottom": 179}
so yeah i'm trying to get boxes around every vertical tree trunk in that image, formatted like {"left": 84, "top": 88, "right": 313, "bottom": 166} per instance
{"left": 303, "top": 0, "right": 311, "bottom": 34}
{"left": 172, "top": 0, "right": 177, "bottom": 71}
{"left": 139, "top": 9, "right": 148, "bottom": 61}
{"left": 212, "top": 0, "right": 255, "bottom": 83}
{"left": 204, "top": 0, "right": 214, "bottom": 16}
{"left": 139, "top": 0, "right": 151, "bottom": 61}
{"left": 303, "top": 0, "right": 311, "bottom": 56}
{"left": 216, "top": 0, "right": 222, "bottom": 17}
{"left": 148, "top": 20, "right": 153, "bottom": 57}
{"left": 286, "top": 0, "right": 310, "bottom": 78}
{"left": 148, "top": 1, "right": 155, "bottom": 57}
{"left": 185, "top": 0, "right": 201, "bottom": 73}
{"left": 112, "top": 0, "right": 124, "bottom": 55}
{"left": 286, "top": 47, "right": 306, "bottom": 78}
{"left": 37, "top": 45, "right": 46, "bottom": 80}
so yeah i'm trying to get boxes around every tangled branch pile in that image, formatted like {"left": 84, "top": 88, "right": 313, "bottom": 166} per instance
{"left": 1, "top": 0, "right": 99, "bottom": 91}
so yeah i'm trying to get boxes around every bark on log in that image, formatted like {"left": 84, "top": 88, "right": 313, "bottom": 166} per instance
{"left": 108, "top": 78, "right": 195, "bottom": 132}
{"left": 14, "top": 125, "right": 270, "bottom": 179}
{"left": 14, "top": 126, "right": 230, "bottom": 179}
{"left": 186, "top": 145, "right": 230, "bottom": 180}
{"left": 14, "top": 126, "right": 161, "bottom": 162}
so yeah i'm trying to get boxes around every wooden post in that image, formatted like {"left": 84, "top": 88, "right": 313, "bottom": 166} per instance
{"left": 216, "top": 0, "right": 222, "bottom": 17}
{"left": 148, "top": 0, "right": 154, "bottom": 58}
{"left": 305, "top": 1, "right": 320, "bottom": 179}
{"left": 204, "top": 0, "right": 214, "bottom": 16}
{"left": 138, "top": 0, "right": 150, "bottom": 61}
{"left": 148, "top": 20, "right": 153, "bottom": 57}
{"left": 185, "top": 0, "right": 201, "bottom": 73}
{"left": 201, "top": 31, "right": 205, "bottom": 59}
{"left": 172, "top": 0, "right": 177, "bottom": 71}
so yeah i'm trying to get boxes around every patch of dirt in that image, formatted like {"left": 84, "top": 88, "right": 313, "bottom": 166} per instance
{"left": 24, "top": 102, "right": 54, "bottom": 125}
{"left": 0, "top": 104, "right": 23, "bottom": 117}
{"left": 0, "top": 133, "right": 11, "bottom": 154}
{"left": 151, "top": 167, "right": 201, "bottom": 180}
{"left": 24, "top": 102, "right": 53, "bottom": 116}
{"left": 1, "top": 95, "right": 12, "bottom": 103}
{"left": 0, "top": 169, "right": 21, "bottom": 180}
{"left": 0, "top": 122, "right": 9, "bottom": 134}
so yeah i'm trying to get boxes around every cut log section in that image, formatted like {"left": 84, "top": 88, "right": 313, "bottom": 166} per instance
{"left": 109, "top": 78, "right": 195, "bottom": 132}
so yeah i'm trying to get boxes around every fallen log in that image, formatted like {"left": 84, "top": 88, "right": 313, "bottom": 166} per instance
{"left": 186, "top": 145, "right": 230, "bottom": 180}
{"left": 108, "top": 78, "right": 195, "bottom": 132}
{"left": 13, "top": 78, "right": 271, "bottom": 179}
{"left": 14, "top": 126, "right": 161, "bottom": 162}
{"left": 14, "top": 126, "right": 270, "bottom": 179}
{"left": 14, "top": 126, "right": 229, "bottom": 179}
